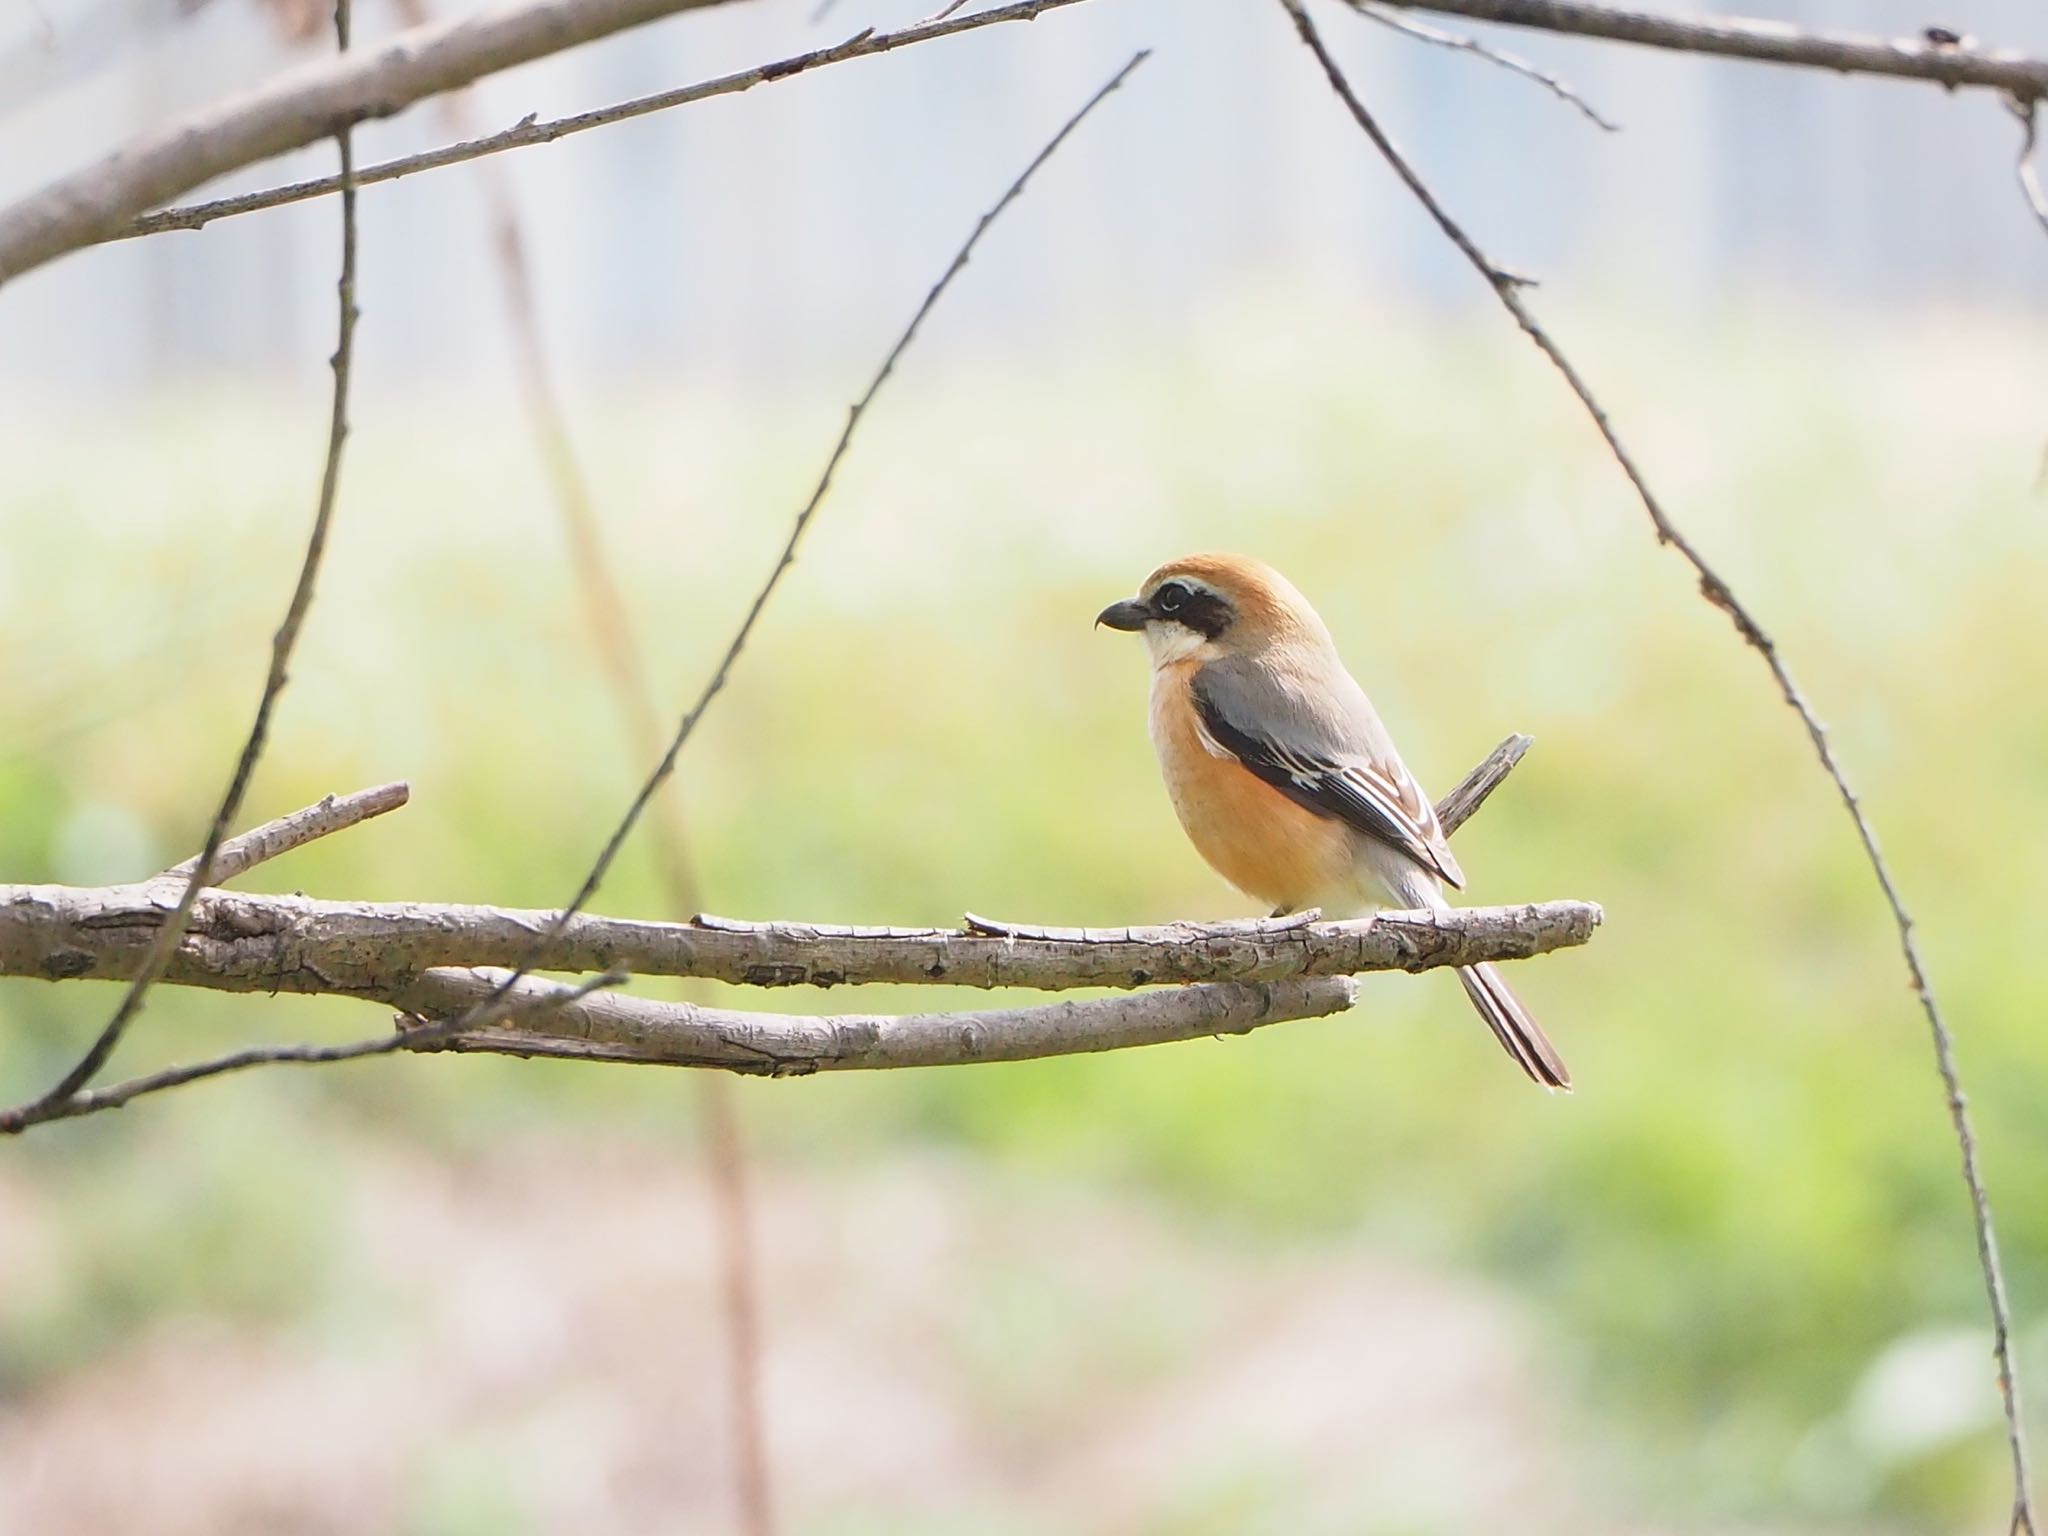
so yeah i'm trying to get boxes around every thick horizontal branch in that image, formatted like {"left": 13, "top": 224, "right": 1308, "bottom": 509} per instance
{"left": 398, "top": 968, "right": 1363, "bottom": 1073}
{"left": 0, "top": 742, "right": 1589, "bottom": 1106}
{"left": 1377, "top": 0, "right": 2048, "bottom": 98}
{"left": 0, "top": 0, "right": 756, "bottom": 285}
{"left": 0, "top": 883, "right": 1599, "bottom": 995}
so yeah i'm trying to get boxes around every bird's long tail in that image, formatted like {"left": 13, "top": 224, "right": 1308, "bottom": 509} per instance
{"left": 1456, "top": 962, "right": 1571, "bottom": 1092}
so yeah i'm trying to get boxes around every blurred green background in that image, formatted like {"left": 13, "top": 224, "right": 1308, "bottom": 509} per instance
{"left": 2, "top": 290, "right": 2044, "bottom": 1533}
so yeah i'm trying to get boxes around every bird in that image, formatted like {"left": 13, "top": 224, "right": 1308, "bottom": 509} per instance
{"left": 1096, "top": 552, "right": 1570, "bottom": 1091}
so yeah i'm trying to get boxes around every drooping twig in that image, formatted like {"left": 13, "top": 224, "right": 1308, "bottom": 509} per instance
{"left": 371, "top": 0, "right": 706, "bottom": 932}
{"left": 1, "top": 970, "right": 624, "bottom": 1131}
{"left": 1371, "top": 0, "right": 2048, "bottom": 98}
{"left": 1343, "top": 0, "right": 1617, "bottom": 131}
{"left": 83, "top": 0, "right": 2048, "bottom": 258}
{"left": 1273, "top": 3, "right": 2034, "bottom": 1528}
{"left": 0, "top": 0, "right": 363, "bottom": 1135}
{"left": 2007, "top": 94, "right": 2048, "bottom": 239}
{"left": 698, "top": 1073, "right": 774, "bottom": 1536}
{"left": 393, "top": 46, "right": 1152, "bottom": 1051}
{"left": 378, "top": 0, "right": 769, "bottom": 1511}
{"left": 113, "top": 0, "right": 1101, "bottom": 247}
{"left": 0, "top": 50, "right": 1154, "bottom": 1131}
{"left": 162, "top": 781, "right": 409, "bottom": 885}
{"left": 0, "top": 0, "right": 763, "bottom": 285}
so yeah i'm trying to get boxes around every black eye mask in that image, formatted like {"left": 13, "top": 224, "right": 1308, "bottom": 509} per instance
{"left": 1151, "top": 581, "right": 1234, "bottom": 639}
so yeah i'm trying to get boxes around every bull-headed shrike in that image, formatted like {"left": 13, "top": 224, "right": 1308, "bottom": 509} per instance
{"left": 1098, "top": 552, "right": 1570, "bottom": 1091}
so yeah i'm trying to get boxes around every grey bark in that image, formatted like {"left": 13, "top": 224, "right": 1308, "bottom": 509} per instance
{"left": 0, "top": 0, "right": 755, "bottom": 285}
{"left": 0, "top": 883, "right": 1599, "bottom": 995}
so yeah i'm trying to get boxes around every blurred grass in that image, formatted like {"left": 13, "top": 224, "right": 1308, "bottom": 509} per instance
{"left": 2, "top": 289, "right": 2045, "bottom": 1528}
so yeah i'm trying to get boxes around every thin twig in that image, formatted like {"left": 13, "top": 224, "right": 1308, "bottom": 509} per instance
{"left": 700, "top": 1077, "right": 773, "bottom": 1535}
{"left": 2007, "top": 94, "right": 2048, "bottom": 239}
{"left": 374, "top": 0, "right": 705, "bottom": 920}
{"left": 111, "top": 0, "right": 1103, "bottom": 246}
{"left": 1371, "top": 0, "right": 2048, "bottom": 98}
{"left": 0, "top": 0, "right": 362, "bottom": 1136}
{"left": 1273, "top": 3, "right": 2034, "bottom": 1529}
{"left": 379, "top": 0, "right": 769, "bottom": 1512}
{"left": 162, "top": 781, "right": 409, "bottom": 885}
{"left": 95, "top": 0, "right": 2048, "bottom": 254}
{"left": 0, "top": 0, "right": 768, "bottom": 286}
{"left": 1344, "top": 0, "right": 1616, "bottom": 130}
{"left": 0, "top": 49, "right": 1152, "bottom": 1132}
{"left": 4, "top": 971, "right": 624, "bottom": 1130}
{"left": 390, "top": 45, "right": 1151, "bottom": 1054}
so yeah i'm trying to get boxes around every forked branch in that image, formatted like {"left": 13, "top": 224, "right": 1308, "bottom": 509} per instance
{"left": 0, "top": 731, "right": 1597, "bottom": 1118}
{"left": 0, "top": 0, "right": 760, "bottom": 284}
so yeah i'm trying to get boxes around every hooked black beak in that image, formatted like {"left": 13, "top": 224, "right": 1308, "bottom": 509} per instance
{"left": 1095, "top": 598, "right": 1151, "bottom": 632}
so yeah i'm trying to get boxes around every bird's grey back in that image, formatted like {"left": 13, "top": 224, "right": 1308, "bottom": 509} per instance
{"left": 1195, "top": 644, "right": 1409, "bottom": 777}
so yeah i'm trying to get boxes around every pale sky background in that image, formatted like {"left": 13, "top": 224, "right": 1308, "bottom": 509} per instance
{"left": 1, "top": 0, "right": 2046, "bottom": 394}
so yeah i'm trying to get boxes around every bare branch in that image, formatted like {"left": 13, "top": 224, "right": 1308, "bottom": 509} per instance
{"left": 109, "top": 0, "right": 1104, "bottom": 247}
{"left": 395, "top": 47, "right": 1151, "bottom": 1054}
{"left": 1374, "top": 0, "right": 2048, "bottom": 98}
{"left": 0, "top": 0, "right": 762, "bottom": 286}
{"left": 379, "top": 0, "right": 769, "bottom": 1511}
{"left": 0, "top": 749, "right": 1587, "bottom": 1121}
{"left": 87, "top": 0, "right": 2048, "bottom": 259}
{"left": 0, "top": 722, "right": 1592, "bottom": 1132}
{"left": 410, "top": 972, "right": 1365, "bottom": 1073}
{"left": 163, "top": 781, "right": 409, "bottom": 884}
{"left": 0, "top": 970, "right": 624, "bottom": 1131}
{"left": 1436, "top": 732, "right": 1531, "bottom": 837}
{"left": 0, "top": 966, "right": 1354, "bottom": 1101}
{"left": 1273, "top": 3, "right": 2034, "bottom": 1528}
{"left": 0, "top": 48, "right": 1155, "bottom": 1135}
{"left": 0, "top": 732, "right": 1582, "bottom": 1004}
{"left": 1344, "top": 1, "right": 1617, "bottom": 131}
{"left": 0, "top": 879, "right": 1599, "bottom": 994}
{"left": 0, "top": 0, "right": 363, "bottom": 1130}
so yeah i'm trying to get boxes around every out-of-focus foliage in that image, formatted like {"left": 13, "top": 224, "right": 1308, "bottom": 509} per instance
{"left": 1, "top": 295, "right": 2043, "bottom": 1531}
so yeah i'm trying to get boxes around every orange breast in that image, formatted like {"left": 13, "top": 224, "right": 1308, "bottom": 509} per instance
{"left": 1149, "top": 663, "right": 1360, "bottom": 913}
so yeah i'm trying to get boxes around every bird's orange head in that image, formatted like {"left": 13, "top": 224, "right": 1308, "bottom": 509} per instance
{"left": 1095, "top": 552, "right": 1332, "bottom": 665}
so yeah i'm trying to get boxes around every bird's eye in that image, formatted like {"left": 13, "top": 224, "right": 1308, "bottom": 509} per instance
{"left": 1154, "top": 583, "right": 1186, "bottom": 613}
